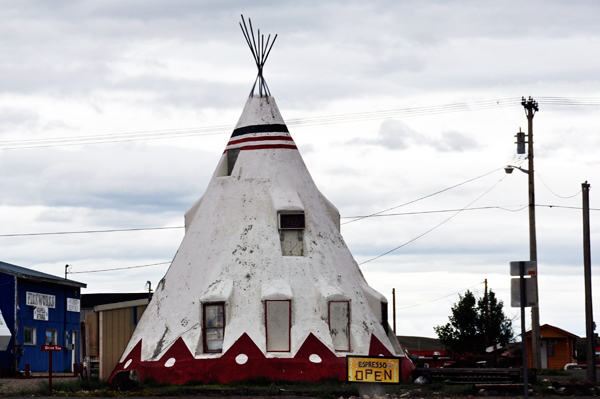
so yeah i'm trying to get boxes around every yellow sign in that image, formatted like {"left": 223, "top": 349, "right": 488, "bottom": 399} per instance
{"left": 347, "top": 356, "right": 401, "bottom": 383}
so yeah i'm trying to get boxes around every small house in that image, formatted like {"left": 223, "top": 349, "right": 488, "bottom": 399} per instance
{"left": 526, "top": 324, "right": 577, "bottom": 369}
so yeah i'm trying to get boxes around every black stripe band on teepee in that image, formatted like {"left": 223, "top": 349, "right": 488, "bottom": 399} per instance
{"left": 231, "top": 124, "right": 289, "bottom": 138}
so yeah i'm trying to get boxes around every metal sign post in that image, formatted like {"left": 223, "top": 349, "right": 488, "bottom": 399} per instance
{"left": 42, "top": 344, "right": 62, "bottom": 392}
{"left": 518, "top": 262, "right": 529, "bottom": 399}
{"left": 511, "top": 260, "right": 537, "bottom": 399}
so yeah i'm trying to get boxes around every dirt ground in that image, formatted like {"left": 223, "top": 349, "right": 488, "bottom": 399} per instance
{"left": 0, "top": 376, "right": 76, "bottom": 395}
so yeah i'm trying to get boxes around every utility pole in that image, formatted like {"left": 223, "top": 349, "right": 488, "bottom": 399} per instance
{"left": 522, "top": 96, "right": 542, "bottom": 370}
{"left": 392, "top": 288, "right": 396, "bottom": 335}
{"left": 582, "top": 181, "right": 596, "bottom": 382}
{"left": 484, "top": 279, "right": 489, "bottom": 350}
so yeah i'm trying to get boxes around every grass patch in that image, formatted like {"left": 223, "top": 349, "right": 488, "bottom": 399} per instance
{"left": 36, "top": 379, "right": 111, "bottom": 394}
{"left": 155, "top": 378, "right": 359, "bottom": 399}
{"left": 388, "top": 382, "right": 474, "bottom": 397}
{"left": 11, "top": 375, "right": 597, "bottom": 397}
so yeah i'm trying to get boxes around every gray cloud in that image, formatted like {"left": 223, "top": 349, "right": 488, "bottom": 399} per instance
{"left": 0, "top": 108, "right": 40, "bottom": 134}
{"left": 431, "top": 130, "right": 478, "bottom": 152}
{"left": 0, "top": 145, "right": 218, "bottom": 213}
{"left": 2, "top": 1, "right": 599, "bottom": 108}
{"left": 348, "top": 120, "right": 478, "bottom": 152}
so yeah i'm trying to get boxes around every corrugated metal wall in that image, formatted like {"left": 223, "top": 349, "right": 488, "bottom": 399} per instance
{"left": 0, "top": 273, "right": 16, "bottom": 370}
{"left": 0, "top": 274, "right": 82, "bottom": 373}
{"left": 99, "top": 305, "right": 146, "bottom": 380}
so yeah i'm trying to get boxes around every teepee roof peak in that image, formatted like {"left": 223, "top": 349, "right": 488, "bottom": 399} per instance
{"left": 239, "top": 15, "right": 277, "bottom": 98}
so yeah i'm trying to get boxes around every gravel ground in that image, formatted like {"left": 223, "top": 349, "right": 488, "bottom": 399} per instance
{"left": 0, "top": 377, "right": 76, "bottom": 395}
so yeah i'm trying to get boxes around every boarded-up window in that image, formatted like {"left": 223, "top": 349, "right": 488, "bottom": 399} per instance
{"left": 278, "top": 212, "right": 305, "bottom": 256}
{"left": 203, "top": 303, "right": 225, "bottom": 353}
{"left": 265, "top": 300, "right": 291, "bottom": 352}
{"left": 329, "top": 301, "right": 350, "bottom": 351}
{"left": 85, "top": 312, "right": 99, "bottom": 357}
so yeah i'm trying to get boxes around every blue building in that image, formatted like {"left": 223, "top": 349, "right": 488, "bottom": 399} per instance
{"left": 0, "top": 261, "right": 86, "bottom": 373}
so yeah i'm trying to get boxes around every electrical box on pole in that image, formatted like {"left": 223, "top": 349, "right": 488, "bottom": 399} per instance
{"left": 515, "top": 128, "right": 526, "bottom": 154}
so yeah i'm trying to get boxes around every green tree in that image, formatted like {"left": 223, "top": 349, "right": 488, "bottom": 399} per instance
{"left": 434, "top": 289, "right": 513, "bottom": 354}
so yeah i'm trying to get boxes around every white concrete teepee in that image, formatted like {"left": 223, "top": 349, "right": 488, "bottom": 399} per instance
{"left": 0, "top": 310, "right": 11, "bottom": 351}
{"left": 111, "top": 16, "right": 414, "bottom": 384}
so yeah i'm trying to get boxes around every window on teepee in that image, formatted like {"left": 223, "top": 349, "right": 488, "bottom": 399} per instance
{"left": 278, "top": 212, "right": 305, "bottom": 256}
{"left": 227, "top": 149, "right": 240, "bottom": 176}
{"left": 381, "top": 301, "right": 389, "bottom": 334}
{"left": 329, "top": 301, "right": 350, "bottom": 351}
{"left": 265, "top": 300, "right": 291, "bottom": 352}
{"left": 203, "top": 303, "right": 225, "bottom": 353}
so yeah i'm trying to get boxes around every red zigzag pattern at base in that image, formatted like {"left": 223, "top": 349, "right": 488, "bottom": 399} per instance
{"left": 110, "top": 333, "right": 415, "bottom": 383}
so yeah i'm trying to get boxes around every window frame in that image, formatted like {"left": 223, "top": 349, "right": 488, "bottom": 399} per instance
{"left": 381, "top": 301, "right": 389, "bottom": 334}
{"left": 265, "top": 300, "right": 292, "bottom": 352}
{"left": 45, "top": 329, "right": 58, "bottom": 345}
{"left": 328, "top": 300, "right": 351, "bottom": 352}
{"left": 23, "top": 326, "right": 37, "bottom": 346}
{"left": 227, "top": 148, "right": 240, "bottom": 176}
{"left": 202, "top": 302, "right": 225, "bottom": 354}
{"left": 277, "top": 211, "right": 306, "bottom": 257}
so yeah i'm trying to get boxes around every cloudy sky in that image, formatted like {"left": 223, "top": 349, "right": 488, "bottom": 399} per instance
{"left": 1, "top": 1, "right": 599, "bottom": 339}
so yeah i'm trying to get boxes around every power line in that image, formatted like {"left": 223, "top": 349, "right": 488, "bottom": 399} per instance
{"left": 0, "top": 207, "right": 521, "bottom": 238}
{"left": 3, "top": 96, "right": 599, "bottom": 150}
{"left": 67, "top": 261, "right": 171, "bottom": 274}
{"left": 341, "top": 205, "right": 529, "bottom": 218}
{"left": 397, "top": 281, "right": 485, "bottom": 310}
{"left": 0, "top": 98, "right": 522, "bottom": 150}
{"left": 536, "top": 171, "right": 582, "bottom": 199}
{"left": 343, "top": 167, "right": 505, "bottom": 225}
{"left": 6, "top": 202, "right": 592, "bottom": 274}
{"left": 359, "top": 175, "right": 508, "bottom": 265}
{"left": 2, "top": 204, "right": 596, "bottom": 238}
{"left": 0, "top": 226, "right": 183, "bottom": 237}
{"left": 536, "top": 96, "right": 600, "bottom": 106}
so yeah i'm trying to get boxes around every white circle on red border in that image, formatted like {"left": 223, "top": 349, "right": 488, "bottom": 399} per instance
{"left": 235, "top": 354, "right": 248, "bottom": 364}
{"left": 309, "top": 354, "right": 322, "bottom": 363}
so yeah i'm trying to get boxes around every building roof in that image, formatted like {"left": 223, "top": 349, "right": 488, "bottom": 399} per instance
{"left": 0, "top": 260, "right": 86, "bottom": 288}
{"left": 82, "top": 293, "right": 150, "bottom": 309}
{"left": 526, "top": 323, "right": 579, "bottom": 339}
{"left": 397, "top": 335, "right": 444, "bottom": 351}
{"left": 94, "top": 298, "right": 149, "bottom": 312}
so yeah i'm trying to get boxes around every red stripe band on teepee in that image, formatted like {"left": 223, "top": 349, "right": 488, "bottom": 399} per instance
{"left": 227, "top": 135, "right": 294, "bottom": 146}
{"left": 223, "top": 143, "right": 297, "bottom": 154}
